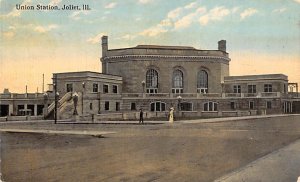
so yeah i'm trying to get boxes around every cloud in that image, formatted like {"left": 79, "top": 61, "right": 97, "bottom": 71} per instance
{"left": 87, "top": 33, "right": 106, "bottom": 44}
{"left": 184, "top": 2, "right": 197, "bottom": 9}
{"left": 6, "top": 0, "right": 31, "bottom": 17}
{"left": 140, "top": 18, "right": 173, "bottom": 37}
{"left": 69, "top": 11, "right": 90, "bottom": 20}
{"left": 49, "top": 0, "right": 61, "bottom": 6}
{"left": 174, "top": 7, "right": 206, "bottom": 29}
{"left": 105, "top": 2, "right": 117, "bottom": 9}
{"left": 3, "top": 31, "right": 15, "bottom": 39}
{"left": 34, "top": 24, "right": 58, "bottom": 33}
{"left": 117, "top": 34, "right": 136, "bottom": 40}
{"left": 294, "top": 0, "right": 300, "bottom": 3}
{"left": 167, "top": 7, "right": 183, "bottom": 19}
{"left": 199, "top": 6, "right": 230, "bottom": 26}
{"left": 138, "top": 0, "right": 153, "bottom": 4}
{"left": 240, "top": 8, "right": 258, "bottom": 19}
{"left": 272, "top": 8, "right": 286, "bottom": 13}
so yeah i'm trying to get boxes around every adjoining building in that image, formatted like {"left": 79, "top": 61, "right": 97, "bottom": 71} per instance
{"left": 0, "top": 36, "right": 299, "bottom": 121}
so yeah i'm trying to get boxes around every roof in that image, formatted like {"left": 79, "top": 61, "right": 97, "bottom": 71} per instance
{"left": 224, "top": 74, "right": 288, "bottom": 82}
{"left": 135, "top": 45, "right": 196, "bottom": 50}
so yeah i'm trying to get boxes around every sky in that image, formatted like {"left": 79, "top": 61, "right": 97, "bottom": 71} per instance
{"left": 0, "top": 0, "right": 299, "bottom": 93}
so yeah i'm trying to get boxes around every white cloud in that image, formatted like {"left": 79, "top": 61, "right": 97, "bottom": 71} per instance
{"left": 87, "top": 33, "right": 106, "bottom": 44}
{"left": 3, "top": 31, "right": 15, "bottom": 39}
{"left": 105, "top": 2, "right": 117, "bottom": 9}
{"left": 34, "top": 24, "right": 58, "bottom": 33}
{"left": 272, "top": 8, "right": 286, "bottom": 13}
{"left": 232, "top": 7, "right": 240, "bottom": 13}
{"left": 117, "top": 34, "right": 136, "bottom": 40}
{"left": 6, "top": 0, "right": 31, "bottom": 17}
{"left": 49, "top": 0, "right": 61, "bottom": 6}
{"left": 294, "top": 0, "right": 300, "bottom": 3}
{"left": 140, "top": 26, "right": 168, "bottom": 37}
{"left": 167, "top": 7, "right": 183, "bottom": 19}
{"left": 140, "top": 19, "right": 171, "bottom": 37}
{"left": 240, "top": 8, "right": 258, "bottom": 20}
{"left": 69, "top": 11, "right": 89, "bottom": 20}
{"left": 184, "top": 2, "right": 197, "bottom": 9}
{"left": 199, "top": 6, "right": 230, "bottom": 26}
{"left": 138, "top": 0, "right": 153, "bottom": 4}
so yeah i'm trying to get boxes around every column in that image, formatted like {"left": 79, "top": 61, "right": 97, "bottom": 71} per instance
{"left": 34, "top": 104, "right": 37, "bottom": 116}
{"left": 9, "top": 104, "right": 14, "bottom": 116}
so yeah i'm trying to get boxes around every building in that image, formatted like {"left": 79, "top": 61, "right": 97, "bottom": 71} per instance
{"left": 0, "top": 36, "right": 299, "bottom": 121}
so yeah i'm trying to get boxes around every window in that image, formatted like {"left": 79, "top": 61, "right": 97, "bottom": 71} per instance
{"left": 172, "top": 70, "right": 183, "bottom": 93}
{"left": 249, "top": 101, "right": 254, "bottom": 109}
{"left": 248, "top": 85, "right": 256, "bottom": 93}
{"left": 197, "top": 70, "right": 208, "bottom": 93}
{"left": 204, "top": 102, "right": 218, "bottom": 111}
{"left": 105, "top": 101, "right": 109, "bottom": 111}
{"left": 266, "top": 101, "right": 272, "bottom": 109}
{"left": 116, "top": 102, "right": 120, "bottom": 111}
{"left": 66, "top": 83, "right": 73, "bottom": 92}
{"left": 230, "top": 102, "right": 236, "bottom": 109}
{"left": 264, "top": 84, "right": 272, "bottom": 92}
{"left": 93, "top": 83, "right": 98, "bottom": 92}
{"left": 112, "top": 85, "right": 118, "bottom": 93}
{"left": 233, "top": 85, "right": 241, "bottom": 93}
{"left": 180, "top": 102, "right": 193, "bottom": 111}
{"left": 150, "top": 101, "right": 166, "bottom": 112}
{"left": 146, "top": 69, "right": 158, "bottom": 93}
{"left": 90, "top": 103, "right": 93, "bottom": 110}
{"left": 131, "top": 103, "right": 136, "bottom": 111}
{"left": 103, "top": 84, "right": 109, "bottom": 93}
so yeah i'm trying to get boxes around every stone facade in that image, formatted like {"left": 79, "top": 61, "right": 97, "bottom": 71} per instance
{"left": 0, "top": 36, "right": 299, "bottom": 120}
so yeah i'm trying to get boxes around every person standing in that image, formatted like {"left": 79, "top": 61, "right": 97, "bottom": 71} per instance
{"left": 169, "top": 107, "right": 174, "bottom": 123}
{"left": 139, "top": 109, "right": 144, "bottom": 124}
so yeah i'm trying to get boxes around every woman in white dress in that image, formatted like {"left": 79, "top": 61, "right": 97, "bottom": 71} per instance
{"left": 169, "top": 107, "right": 174, "bottom": 123}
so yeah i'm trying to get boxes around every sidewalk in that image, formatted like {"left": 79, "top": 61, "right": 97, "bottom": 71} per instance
{"left": 180, "top": 114, "right": 300, "bottom": 124}
{"left": 214, "top": 138, "right": 300, "bottom": 182}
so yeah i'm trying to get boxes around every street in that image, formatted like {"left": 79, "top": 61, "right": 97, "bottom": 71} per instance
{"left": 1, "top": 115, "right": 300, "bottom": 182}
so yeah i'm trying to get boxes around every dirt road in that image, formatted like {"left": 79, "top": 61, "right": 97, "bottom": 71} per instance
{"left": 1, "top": 116, "right": 300, "bottom": 182}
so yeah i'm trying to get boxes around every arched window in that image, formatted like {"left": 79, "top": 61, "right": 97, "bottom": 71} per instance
{"left": 146, "top": 69, "right": 158, "bottom": 93}
{"left": 172, "top": 70, "right": 183, "bottom": 93}
{"left": 197, "top": 70, "right": 208, "bottom": 93}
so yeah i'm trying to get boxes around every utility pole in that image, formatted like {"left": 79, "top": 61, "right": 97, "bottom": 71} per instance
{"left": 54, "top": 75, "right": 58, "bottom": 124}
{"left": 42, "top": 73, "right": 44, "bottom": 93}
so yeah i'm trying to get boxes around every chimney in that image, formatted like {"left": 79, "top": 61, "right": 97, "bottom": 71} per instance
{"left": 218, "top": 40, "right": 226, "bottom": 52}
{"left": 101, "top": 35, "right": 108, "bottom": 57}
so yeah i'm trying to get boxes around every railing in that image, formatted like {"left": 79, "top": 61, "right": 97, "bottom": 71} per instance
{"left": 0, "top": 93, "right": 45, "bottom": 99}
{"left": 120, "top": 92, "right": 283, "bottom": 99}
{"left": 225, "top": 93, "right": 242, "bottom": 97}
{"left": 260, "top": 92, "right": 280, "bottom": 97}
{"left": 47, "top": 92, "right": 72, "bottom": 114}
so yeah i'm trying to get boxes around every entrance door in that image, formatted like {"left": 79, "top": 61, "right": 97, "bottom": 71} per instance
{"left": 0, "top": 105, "right": 9, "bottom": 117}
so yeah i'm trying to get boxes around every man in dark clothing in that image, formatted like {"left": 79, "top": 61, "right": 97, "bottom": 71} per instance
{"left": 139, "top": 109, "right": 144, "bottom": 124}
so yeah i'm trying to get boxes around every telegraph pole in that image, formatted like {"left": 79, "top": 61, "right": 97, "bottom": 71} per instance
{"left": 54, "top": 75, "right": 57, "bottom": 124}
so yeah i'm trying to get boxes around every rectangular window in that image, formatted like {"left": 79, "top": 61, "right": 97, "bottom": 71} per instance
{"left": 248, "top": 85, "right": 256, "bottom": 93}
{"left": 233, "top": 85, "right": 241, "bottom": 93}
{"left": 249, "top": 101, "right": 254, "bottom": 109}
{"left": 266, "top": 101, "right": 272, "bottom": 109}
{"left": 230, "top": 102, "right": 236, "bottom": 109}
{"left": 264, "top": 84, "right": 272, "bottom": 92}
{"left": 116, "top": 102, "right": 120, "bottom": 111}
{"left": 131, "top": 103, "right": 136, "bottom": 111}
{"left": 204, "top": 102, "right": 217, "bottom": 111}
{"left": 103, "top": 84, "right": 109, "bottom": 93}
{"left": 112, "top": 85, "right": 118, "bottom": 94}
{"left": 66, "top": 83, "right": 73, "bottom": 92}
{"left": 105, "top": 101, "right": 109, "bottom": 111}
{"left": 93, "top": 83, "right": 98, "bottom": 92}
{"left": 90, "top": 103, "right": 93, "bottom": 110}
